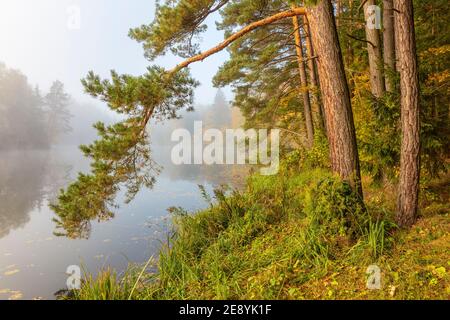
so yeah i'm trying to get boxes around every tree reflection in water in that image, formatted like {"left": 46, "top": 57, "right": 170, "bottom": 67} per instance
{"left": 0, "top": 150, "right": 72, "bottom": 239}
{"left": 49, "top": 90, "right": 249, "bottom": 240}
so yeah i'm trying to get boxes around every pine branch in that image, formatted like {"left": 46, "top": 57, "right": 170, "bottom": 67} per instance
{"left": 168, "top": 8, "right": 307, "bottom": 75}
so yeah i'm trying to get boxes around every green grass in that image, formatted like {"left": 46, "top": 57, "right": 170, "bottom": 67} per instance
{"left": 71, "top": 160, "right": 450, "bottom": 300}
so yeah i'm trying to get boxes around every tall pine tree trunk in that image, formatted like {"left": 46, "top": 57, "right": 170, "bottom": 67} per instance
{"left": 364, "top": 0, "right": 386, "bottom": 98}
{"left": 395, "top": 0, "right": 420, "bottom": 228}
{"left": 292, "top": 13, "right": 315, "bottom": 148}
{"left": 306, "top": 0, "right": 363, "bottom": 198}
{"left": 383, "top": 0, "right": 396, "bottom": 92}
{"left": 303, "top": 15, "right": 327, "bottom": 136}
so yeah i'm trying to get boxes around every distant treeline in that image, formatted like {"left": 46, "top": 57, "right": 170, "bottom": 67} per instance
{"left": 0, "top": 63, "right": 72, "bottom": 150}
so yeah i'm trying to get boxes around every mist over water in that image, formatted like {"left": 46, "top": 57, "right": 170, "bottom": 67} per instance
{"left": 0, "top": 63, "right": 246, "bottom": 300}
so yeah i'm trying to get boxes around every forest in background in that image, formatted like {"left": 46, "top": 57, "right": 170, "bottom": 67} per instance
{"left": 0, "top": 63, "right": 119, "bottom": 150}
{"left": 0, "top": 63, "right": 73, "bottom": 150}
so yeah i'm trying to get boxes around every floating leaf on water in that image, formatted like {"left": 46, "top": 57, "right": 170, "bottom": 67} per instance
{"left": 8, "top": 291, "right": 23, "bottom": 300}
{"left": 4, "top": 269, "right": 20, "bottom": 276}
{"left": 1, "top": 264, "right": 16, "bottom": 271}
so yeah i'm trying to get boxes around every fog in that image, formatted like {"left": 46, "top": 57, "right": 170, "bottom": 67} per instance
{"left": 0, "top": 61, "right": 240, "bottom": 149}
{"left": 0, "top": 64, "right": 115, "bottom": 149}
{"left": 0, "top": 0, "right": 243, "bottom": 300}
{"left": 0, "top": 60, "right": 245, "bottom": 234}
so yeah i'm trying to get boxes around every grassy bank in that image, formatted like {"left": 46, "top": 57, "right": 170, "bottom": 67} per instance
{"left": 71, "top": 155, "right": 450, "bottom": 300}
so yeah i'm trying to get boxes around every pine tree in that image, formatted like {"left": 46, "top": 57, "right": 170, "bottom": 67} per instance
{"left": 45, "top": 80, "right": 73, "bottom": 143}
{"left": 292, "top": 8, "right": 315, "bottom": 148}
{"left": 364, "top": 0, "right": 386, "bottom": 98}
{"left": 306, "top": 0, "right": 363, "bottom": 197}
{"left": 395, "top": 0, "right": 421, "bottom": 227}
{"left": 383, "top": 0, "right": 396, "bottom": 92}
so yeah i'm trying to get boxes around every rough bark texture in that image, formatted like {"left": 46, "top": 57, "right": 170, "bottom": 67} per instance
{"left": 292, "top": 13, "right": 315, "bottom": 148}
{"left": 364, "top": 0, "right": 386, "bottom": 97}
{"left": 395, "top": 0, "right": 421, "bottom": 228}
{"left": 383, "top": 0, "right": 396, "bottom": 92}
{"left": 303, "top": 15, "right": 327, "bottom": 135}
{"left": 306, "top": 0, "right": 363, "bottom": 198}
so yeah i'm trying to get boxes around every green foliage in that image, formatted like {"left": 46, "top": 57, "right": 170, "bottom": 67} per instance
{"left": 52, "top": 0, "right": 450, "bottom": 239}
{"left": 303, "top": 178, "right": 367, "bottom": 239}
{"left": 366, "top": 219, "right": 389, "bottom": 258}
{"left": 342, "top": 0, "right": 450, "bottom": 182}
{"left": 279, "top": 132, "right": 330, "bottom": 179}
{"left": 51, "top": 67, "right": 198, "bottom": 238}
{"left": 70, "top": 262, "right": 157, "bottom": 300}
{"left": 71, "top": 269, "right": 129, "bottom": 300}
{"left": 355, "top": 91, "right": 401, "bottom": 183}
{"left": 69, "top": 165, "right": 450, "bottom": 300}
{"left": 52, "top": 0, "right": 450, "bottom": 300}
{"left": 150, "top": 165, "right": 395, "bottom": 298}
{"left": 414, "top": 0, "right": 449, "bottom": 177}
{"left": 213, "top": 0, "right": 304, "bottom": 132}
{"left": 130, "top": 0, "right": 228, "bottom": 60}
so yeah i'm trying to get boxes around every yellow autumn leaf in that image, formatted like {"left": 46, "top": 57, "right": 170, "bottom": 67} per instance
{"left": 8, "top": 291, "right": 23, "bottom": 300}
{"left": 4, "top": 269, "right": 20, "bottom": 276}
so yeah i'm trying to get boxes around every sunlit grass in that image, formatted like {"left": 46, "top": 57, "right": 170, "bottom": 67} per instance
{"left": 70, "top": 158, "right": 450, "bottom": 300}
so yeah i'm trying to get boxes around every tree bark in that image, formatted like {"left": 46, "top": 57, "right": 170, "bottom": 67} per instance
{"left": 303, "top": 15, "right": 327, "bottom": 136}
{"left": 395, "top": 0, "right": 420, "bottom": 228}
{"left": 383, "top": 0, "right": 396, "bottom": 92}
{"left": 306, "top": 0, "right": 363, "bottom": 198}
{"left": 364, "top": 0, "right": 386, "bottom": 98}
{"left": 292, "top": 13, "right": 315, "bottom": 148}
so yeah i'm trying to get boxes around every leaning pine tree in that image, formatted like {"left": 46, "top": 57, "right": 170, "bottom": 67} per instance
{"left": 52, "top": 1, "right": 364, "bottom": 237}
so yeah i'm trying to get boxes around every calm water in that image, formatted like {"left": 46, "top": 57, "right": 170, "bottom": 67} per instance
{"left": 0, "top": 144, "right": 247, "bottom": 300}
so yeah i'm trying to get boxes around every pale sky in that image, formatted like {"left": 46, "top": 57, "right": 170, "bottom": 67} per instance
{"left": 0, "top": 0, "right": 231, "bottom": 106}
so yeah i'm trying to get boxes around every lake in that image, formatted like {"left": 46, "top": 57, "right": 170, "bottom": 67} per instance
{"left": 0, "top": 142, "right": 248, "bottom": 299}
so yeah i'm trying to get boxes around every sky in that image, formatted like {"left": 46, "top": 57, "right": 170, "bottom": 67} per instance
{"left": 0, "top": 0, "right": 231, "bottom": 107}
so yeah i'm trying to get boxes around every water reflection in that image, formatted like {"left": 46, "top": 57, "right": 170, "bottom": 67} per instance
{"left": 0, "top": 90, "right": 250, "bottom": 299}
{"left": 0, "top": 150, "right": 72, "bottom": 239}
{"left": 50, "top": 90, "right": 249, "bottom": 240}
